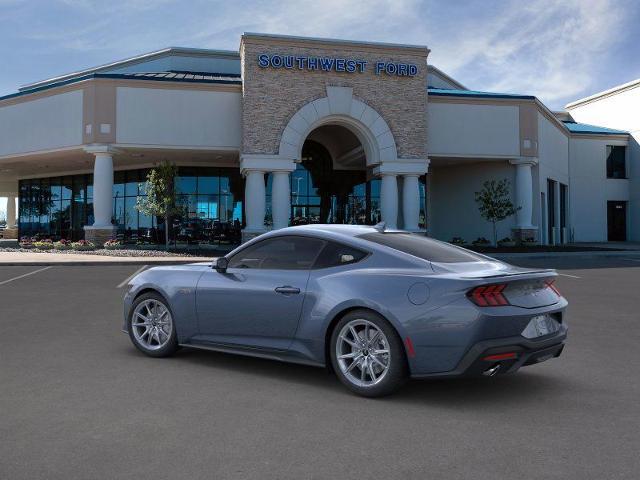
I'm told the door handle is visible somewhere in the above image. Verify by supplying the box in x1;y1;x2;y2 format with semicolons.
275;286;301;295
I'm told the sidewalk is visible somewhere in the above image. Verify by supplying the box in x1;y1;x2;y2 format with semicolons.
0;251;215;266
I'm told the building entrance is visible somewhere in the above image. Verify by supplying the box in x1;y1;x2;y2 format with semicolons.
288;126;381;226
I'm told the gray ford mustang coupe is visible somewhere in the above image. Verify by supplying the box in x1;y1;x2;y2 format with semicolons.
123;224;568;397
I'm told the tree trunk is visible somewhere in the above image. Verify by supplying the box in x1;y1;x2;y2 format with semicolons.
492;221;497;246
164;214;169;250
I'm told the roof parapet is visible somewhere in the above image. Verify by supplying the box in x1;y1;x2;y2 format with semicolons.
19;47;240;93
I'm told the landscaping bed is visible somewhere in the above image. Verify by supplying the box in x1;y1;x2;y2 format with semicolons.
466;245;622;254
0;247;197;257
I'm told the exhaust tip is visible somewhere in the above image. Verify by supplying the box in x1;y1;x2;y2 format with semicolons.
483;364;501;377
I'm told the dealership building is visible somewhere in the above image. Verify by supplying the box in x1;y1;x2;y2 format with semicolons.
0;33;637;246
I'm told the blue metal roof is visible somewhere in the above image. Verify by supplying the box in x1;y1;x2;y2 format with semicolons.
427;87;535;100
562;121;628;135
0;71;242;102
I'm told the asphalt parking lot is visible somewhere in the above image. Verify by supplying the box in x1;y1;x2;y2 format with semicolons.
1;256;639;479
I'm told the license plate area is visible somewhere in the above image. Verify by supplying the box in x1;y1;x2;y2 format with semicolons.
522;314;561;339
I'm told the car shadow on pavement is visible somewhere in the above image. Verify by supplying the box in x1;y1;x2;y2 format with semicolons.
123;345;572;403
156;347;343;391
394;371;569;407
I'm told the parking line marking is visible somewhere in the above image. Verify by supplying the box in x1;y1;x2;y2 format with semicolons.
117;265;148;289
558;273;581;278
0;266;52;286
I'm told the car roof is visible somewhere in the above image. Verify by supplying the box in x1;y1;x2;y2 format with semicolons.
282;224;377;236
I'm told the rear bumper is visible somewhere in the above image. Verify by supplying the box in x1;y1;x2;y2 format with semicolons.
411;325;567;379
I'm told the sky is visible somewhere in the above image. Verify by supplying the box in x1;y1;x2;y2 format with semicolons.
1;0;640;215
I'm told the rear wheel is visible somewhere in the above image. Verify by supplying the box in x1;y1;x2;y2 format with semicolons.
128;292;178;358
330;310;408;397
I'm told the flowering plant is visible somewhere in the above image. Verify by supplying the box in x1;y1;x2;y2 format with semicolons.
71;240;96;251
19;236;34;249
33;239;54;250
103;239;123;250
54;239;73;250
497;237;516;247
450;237;465;245
472;237;491;246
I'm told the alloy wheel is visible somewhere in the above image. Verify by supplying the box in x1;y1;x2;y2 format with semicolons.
336;319;391;387
131;299;173;351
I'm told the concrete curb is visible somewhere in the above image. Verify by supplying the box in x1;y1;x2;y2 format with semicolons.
492;250;640;260
0;260;215;266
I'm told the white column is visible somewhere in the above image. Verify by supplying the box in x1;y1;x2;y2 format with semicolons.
512;160;535;228
244;170;266;231
91;152;115;227
6;195;17;228
380;174;398;229
271;171;290;230
402;175;420;231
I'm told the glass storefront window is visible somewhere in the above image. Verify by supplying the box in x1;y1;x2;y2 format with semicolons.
18;167;244;245
282;163;381;226
175;174;197;195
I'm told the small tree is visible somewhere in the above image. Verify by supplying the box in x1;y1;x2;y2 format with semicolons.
136;161;181;249
474;179;519;246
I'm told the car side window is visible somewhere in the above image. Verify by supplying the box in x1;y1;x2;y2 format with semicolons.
313;241;368;269
227;236;326;270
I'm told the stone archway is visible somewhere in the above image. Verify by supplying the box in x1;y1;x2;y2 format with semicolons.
240;86;429;240
278;86;398;166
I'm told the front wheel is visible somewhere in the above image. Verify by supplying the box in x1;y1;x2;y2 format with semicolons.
128;292;179;357
330;310;408;397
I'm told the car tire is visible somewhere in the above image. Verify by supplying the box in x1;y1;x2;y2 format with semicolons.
330;309;408;397
128;292;179;358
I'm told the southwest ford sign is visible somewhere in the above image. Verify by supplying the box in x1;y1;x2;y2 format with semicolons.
257;54;418;77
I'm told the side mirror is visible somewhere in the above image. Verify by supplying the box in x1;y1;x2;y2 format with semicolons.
214;257;228;273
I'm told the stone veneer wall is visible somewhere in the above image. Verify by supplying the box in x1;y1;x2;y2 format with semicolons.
240;36;429;160
84;227;117;247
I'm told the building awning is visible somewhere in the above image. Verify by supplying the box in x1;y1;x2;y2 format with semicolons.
427;87;535;100
561;121;628;135
0;71;242;103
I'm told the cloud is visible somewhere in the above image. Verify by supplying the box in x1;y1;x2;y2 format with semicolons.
425;0;630;108
1;0;637;109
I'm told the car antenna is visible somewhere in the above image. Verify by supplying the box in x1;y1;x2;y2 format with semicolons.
373;221;386;233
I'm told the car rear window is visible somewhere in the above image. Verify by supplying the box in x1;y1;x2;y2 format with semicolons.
358;233;486;263
313;241;368;269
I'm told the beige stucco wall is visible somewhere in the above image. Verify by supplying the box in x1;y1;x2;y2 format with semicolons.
429;161;517;242
116;86;242;148
569;136;630;242
427;101;520;157
240;35;428;160
0;90;83;157
568;86;640;241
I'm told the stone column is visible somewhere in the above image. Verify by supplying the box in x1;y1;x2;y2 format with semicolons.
240;154;296;243
6;195;16;229
374;159;428;232
271;171;291;230
2;195;18;240
509;157;538;242
244;170;266;235
380;174;398;230
402;174;421;231
83;146;117;245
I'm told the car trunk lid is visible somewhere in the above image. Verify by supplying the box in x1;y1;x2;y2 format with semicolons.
432;260;561;308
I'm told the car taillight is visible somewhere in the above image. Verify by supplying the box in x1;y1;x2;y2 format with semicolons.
467;284;509;307
546;279;561;296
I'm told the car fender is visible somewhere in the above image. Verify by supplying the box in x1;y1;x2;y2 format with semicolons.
321;298;409;343
124;268;205;341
